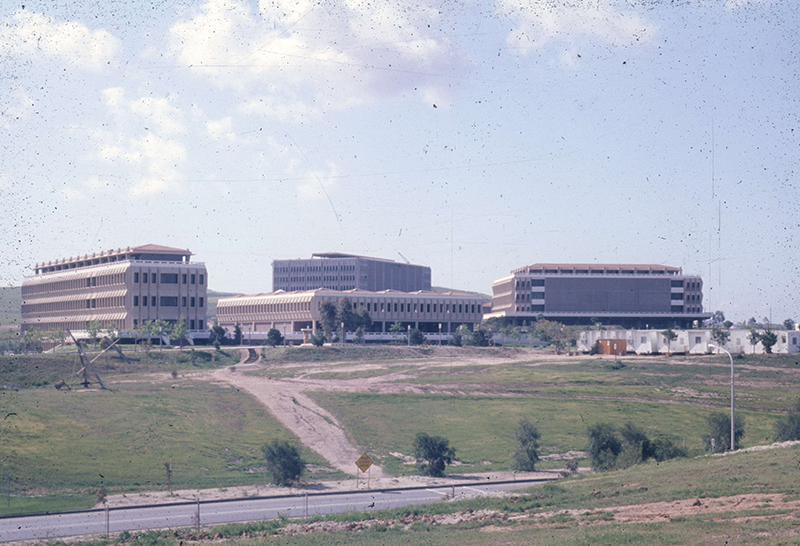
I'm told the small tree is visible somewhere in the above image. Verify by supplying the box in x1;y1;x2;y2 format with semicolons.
587;423;622;471
171;318;189;350
152;319;168;350
319;300;338;341
233;323;243;345
86;320;103;346
354;326;365;345
412;433;455;477
748;328;761;354
511;418;540;471
310;332;326;347
661;328;677;356
783;319;796;332
616;423;653;468
266;328;284;347
450;325;469;347
261;440;306;486
759;329;778;354
703;411;745;453
710;326;730;350
467;328;490;347
408;328;425;345
389;321;405;344
650;437;687;462
773;399;800;442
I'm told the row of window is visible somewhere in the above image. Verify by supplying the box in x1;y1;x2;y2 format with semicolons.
514;279;546;289
516;292;544;302
133;272;204;285
22;272;126;296
515;305;545;313
220;299;483;318
133;296;204;308
22;296;126;314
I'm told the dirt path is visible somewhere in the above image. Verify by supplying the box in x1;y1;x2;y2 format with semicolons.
213;364;390;478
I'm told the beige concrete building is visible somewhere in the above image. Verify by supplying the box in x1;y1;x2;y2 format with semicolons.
489;263;711;328
21;244;208;337
217;288;484;343
273;253;432;292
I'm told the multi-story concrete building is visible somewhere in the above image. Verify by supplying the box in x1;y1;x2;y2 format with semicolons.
21;244;208;338
217;288;483;344
272;253;431;292
487;263;711;328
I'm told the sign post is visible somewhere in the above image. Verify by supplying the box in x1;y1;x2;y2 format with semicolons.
355;453;373;489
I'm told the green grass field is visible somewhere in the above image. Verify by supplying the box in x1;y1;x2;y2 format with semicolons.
0;353;336;516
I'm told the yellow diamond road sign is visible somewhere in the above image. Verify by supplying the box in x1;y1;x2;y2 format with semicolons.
355;453;373;473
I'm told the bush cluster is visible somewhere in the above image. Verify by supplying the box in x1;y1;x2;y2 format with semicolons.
587;422;686;471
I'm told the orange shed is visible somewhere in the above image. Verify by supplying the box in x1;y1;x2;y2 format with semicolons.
599;339;627;355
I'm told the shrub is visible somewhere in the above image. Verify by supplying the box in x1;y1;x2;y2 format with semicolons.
266;328;284;347
310;332;326;347
587;423;622;471
616;423;653;468
409;328;426;345
703;412;745;453
261;440;306;486
589;341;600;355
412;433;455;477
773;399;800;441
650;437;687;462
511;418;541;471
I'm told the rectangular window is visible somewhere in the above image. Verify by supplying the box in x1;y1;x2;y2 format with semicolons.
394;303;398;312
151;296;156;307
182;274;187;284
191;297;196;307
143;273;148;283
531;279;545;286
143;297;148;307
86;299;91;309
400;303;404;312
134;272;139;283
695;336;701;344
182;297;187;307
133;319;138;328
191;274;196;284
160;297;178;307
459;304;463;313
671;280;683;288
199;320;204;330
134;296;139;306
427;304;431;313
199;297;204;308
199;274;204;285
190;319;196;330
160;274;178;284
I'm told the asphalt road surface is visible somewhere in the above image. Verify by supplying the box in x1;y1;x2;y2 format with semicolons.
0;478;555;542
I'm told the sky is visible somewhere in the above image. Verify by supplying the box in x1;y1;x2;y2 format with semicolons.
1;0;797;323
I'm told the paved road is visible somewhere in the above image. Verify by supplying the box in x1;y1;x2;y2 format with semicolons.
0;478;555;542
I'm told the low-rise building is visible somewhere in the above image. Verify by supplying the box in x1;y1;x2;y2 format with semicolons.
21;244;208;339
577;329;800;355
217;288;483;344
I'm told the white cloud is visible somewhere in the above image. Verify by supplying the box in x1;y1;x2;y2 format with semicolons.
0;10;120;69
92;87;188;196
168;0;458;117
205;116;237;141
497;0;657;53
0;87;35;129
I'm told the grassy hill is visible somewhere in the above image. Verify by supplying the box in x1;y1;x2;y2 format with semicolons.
0;286;21;326
206;289;241;322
